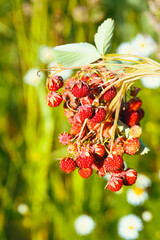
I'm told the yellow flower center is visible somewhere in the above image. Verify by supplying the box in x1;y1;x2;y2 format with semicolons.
129;226;134;230
140;43;146;48
133;186;144;195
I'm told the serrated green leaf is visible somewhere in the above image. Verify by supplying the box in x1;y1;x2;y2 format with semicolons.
94;18;114;55
53;43;101;67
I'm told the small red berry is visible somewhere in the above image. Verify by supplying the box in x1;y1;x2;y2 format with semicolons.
87;119;100;131
92;144;106;158
104;155;124;172
79;168;93;178
90;108;106;123
137;108;145;121
58;132;72;145
102;122;113;138
64;109;74;118
72;82;90;98
77;104;94;123
105;177;123;192
46;75;63;91
128;97;142;111
130;125;142;138
124;138;140;155
97;162;106;177
123;109;139;126
112;145;124;156
123;168;137;185
102;87;117;101
70;123;87;137
76;153;94;168
81;94;95;105
60;157;76;173
46;91;62;107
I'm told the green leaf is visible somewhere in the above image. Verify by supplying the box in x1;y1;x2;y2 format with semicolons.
53;43;101;67
94;18;114;55
138;139;150;155
106;60;124;72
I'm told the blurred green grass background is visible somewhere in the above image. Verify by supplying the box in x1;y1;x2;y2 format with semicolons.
0;0;160;239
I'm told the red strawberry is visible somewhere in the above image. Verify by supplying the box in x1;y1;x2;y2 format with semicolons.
76;153;94;168
79;168;93;178
105;177;123;192
130;125;142;138
70;123;87;138
89;74;103;87
128;97;142;111
46;91;62;107
102;87;117;101
97;161;106;177
104;155;124;172
90;108;106;123
87;119;100;131
72;82;90;98
64;109;74;118
81;94;95;105
81;75;90;82
123;109;139;126
46;75;64;91
102;122;113;138
114;136;126;146
124;138;140;155
76;105;94;123
68;117;75;124
60;157;76;173
123;168;137;185
112;145;124;156
137;108;145;121
58;132;72;145
92;144;106;158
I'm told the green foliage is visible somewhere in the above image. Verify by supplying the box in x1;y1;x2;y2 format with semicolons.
53;43;101;67
94;18;114;55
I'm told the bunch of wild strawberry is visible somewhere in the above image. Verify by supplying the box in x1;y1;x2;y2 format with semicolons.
46;68;144;192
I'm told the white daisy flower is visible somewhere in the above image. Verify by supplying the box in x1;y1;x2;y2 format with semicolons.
39;45;54;64
116;42;138;61
141;76;160;89
17;203;29;215
48;61;73;80
23;68;45;86
141;211;153;222
131;34;157;57
127;186;148;206
136;174;152;189
74;214;95;235
118;214;143;240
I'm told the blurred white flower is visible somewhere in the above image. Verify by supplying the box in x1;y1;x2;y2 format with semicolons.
116;42;138;61
131;34;157;57
118;214;143;240
136;174;152;189
127;186;148;206
141;76;160;89
74;214;95;235
117;42;134;55
39;45;54;64
17;203;29;215
48;61;73;80
24;68;45;86
141;211;153;222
